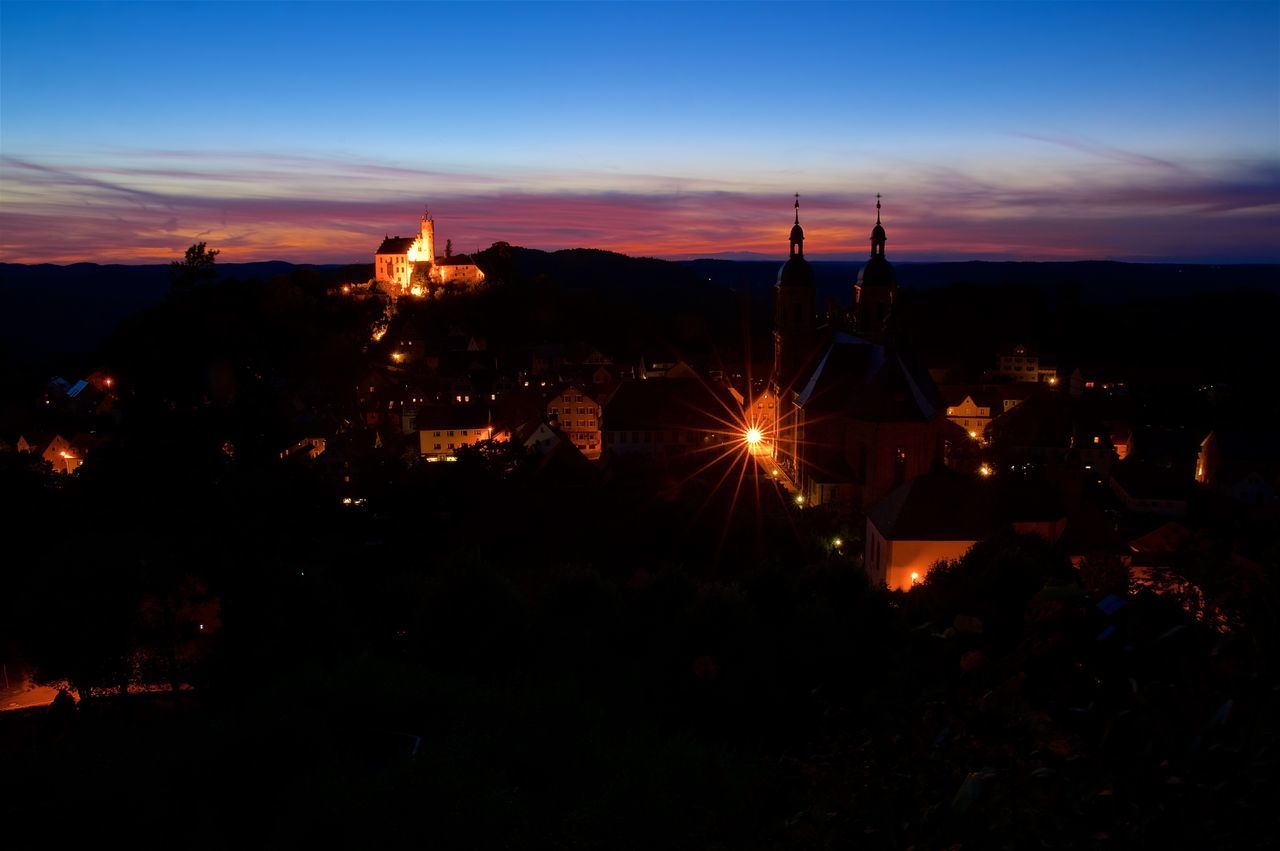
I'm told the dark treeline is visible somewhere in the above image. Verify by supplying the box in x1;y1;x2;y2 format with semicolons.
1;257;1278;848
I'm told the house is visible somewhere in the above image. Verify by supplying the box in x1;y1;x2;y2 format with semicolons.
865;467;1000;590
987;393;1116;475
943;390;993;441
601;378;739;458
1196;429;1280;506
416;406;504;460
995;344;1057;384
864;466;1067;590
547;385;604;460
39;434;83;474
1109;460;1191;517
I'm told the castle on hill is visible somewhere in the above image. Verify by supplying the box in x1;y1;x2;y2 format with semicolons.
374;208;485;297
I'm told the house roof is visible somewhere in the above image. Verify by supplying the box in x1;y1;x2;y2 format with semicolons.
415;405;493;430
867;466;998;541
603;378;738;432
796;334;941;422
1110;460;1191;502
376;236;416;255
868;466;1065;541
1206;428;1280;477
988;393;1106;450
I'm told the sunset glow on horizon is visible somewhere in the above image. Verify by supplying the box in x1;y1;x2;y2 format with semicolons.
2;1;1277;265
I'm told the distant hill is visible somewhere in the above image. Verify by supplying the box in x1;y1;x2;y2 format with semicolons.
0;262;365;363
3;253;1276;369
683;259;1280;307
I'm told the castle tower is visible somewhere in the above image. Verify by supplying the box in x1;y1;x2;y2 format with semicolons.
854;194;897;341
773;194;817;390
418;208;436;263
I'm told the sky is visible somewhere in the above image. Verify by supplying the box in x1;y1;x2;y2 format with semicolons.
1;0;1277;264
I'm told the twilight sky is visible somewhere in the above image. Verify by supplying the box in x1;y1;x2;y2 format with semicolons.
1;0;1277;264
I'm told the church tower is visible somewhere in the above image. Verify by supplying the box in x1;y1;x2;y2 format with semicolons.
854;194;897;341
773;194;817;390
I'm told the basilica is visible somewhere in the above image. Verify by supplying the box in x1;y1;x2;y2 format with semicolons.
764;196;946;512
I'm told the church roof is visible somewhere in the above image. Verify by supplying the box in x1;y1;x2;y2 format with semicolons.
777;255;816;288
795;333;941;422
376;236;416;255
857;254;897;287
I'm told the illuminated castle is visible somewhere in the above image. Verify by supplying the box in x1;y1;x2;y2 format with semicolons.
374;208;485;297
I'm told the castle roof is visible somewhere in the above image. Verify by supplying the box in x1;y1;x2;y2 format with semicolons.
435;254;478;267
376;236;416;255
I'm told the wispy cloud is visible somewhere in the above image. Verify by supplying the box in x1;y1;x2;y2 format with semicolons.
1010;132;1189;172
1;148;1277;263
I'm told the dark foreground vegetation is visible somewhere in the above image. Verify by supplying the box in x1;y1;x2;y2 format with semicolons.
1;253;1278;849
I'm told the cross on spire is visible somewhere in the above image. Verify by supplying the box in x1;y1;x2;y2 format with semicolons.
794;193;800;224
876;193;882;224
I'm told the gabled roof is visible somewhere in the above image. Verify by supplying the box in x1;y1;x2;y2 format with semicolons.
435;254;478;267
1110;460;1190;502
603;378;738;432
867;467;998;541
868;466;1064;541
376;236;416;255
416;405;493;430
796;334;941;422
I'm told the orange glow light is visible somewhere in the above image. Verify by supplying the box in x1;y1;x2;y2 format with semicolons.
745;427;763;445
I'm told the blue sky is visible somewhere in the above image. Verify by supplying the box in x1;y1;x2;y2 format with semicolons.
2;1;1277;262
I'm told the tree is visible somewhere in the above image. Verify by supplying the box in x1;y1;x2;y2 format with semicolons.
169;242;220;290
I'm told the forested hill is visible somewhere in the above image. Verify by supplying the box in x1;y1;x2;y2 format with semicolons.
3;252;1277;366
0;262;365;361
685;259;1280;307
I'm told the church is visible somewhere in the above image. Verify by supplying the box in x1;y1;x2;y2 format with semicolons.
374;208;485;297
765;196;947;512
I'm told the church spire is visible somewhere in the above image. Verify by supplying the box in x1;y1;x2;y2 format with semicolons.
870;194;886;258
789;194;804;257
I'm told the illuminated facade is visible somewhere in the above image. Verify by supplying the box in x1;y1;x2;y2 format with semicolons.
997;345;1057;383
375;209;485;297
417;405;503;459
547;385;604;460
945;393;992;440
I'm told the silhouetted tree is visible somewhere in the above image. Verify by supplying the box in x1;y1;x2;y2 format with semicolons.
169;241;220;291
